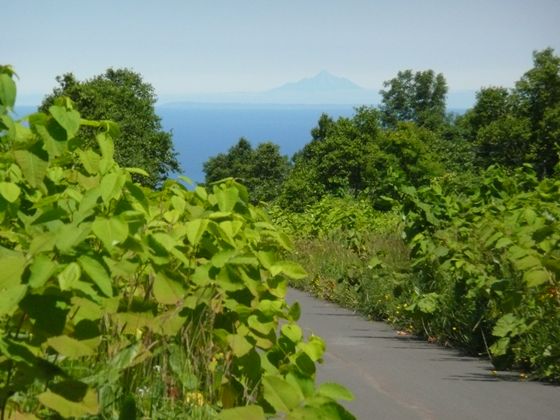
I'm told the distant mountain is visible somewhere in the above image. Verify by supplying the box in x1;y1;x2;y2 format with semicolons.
158;71;477;108
160;71;379;106
268;70;365;93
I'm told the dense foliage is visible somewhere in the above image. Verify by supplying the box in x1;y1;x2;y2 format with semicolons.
40;68;180;188
380;69;448;130
203;138;290;203
460;48;560;177
400;166;560;377
0;67;354;418
273;166;560;381
255;49;560;381
277;108;451;211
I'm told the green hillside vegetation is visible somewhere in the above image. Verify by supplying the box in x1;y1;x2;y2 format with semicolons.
0;67;355;419
205;48;560;381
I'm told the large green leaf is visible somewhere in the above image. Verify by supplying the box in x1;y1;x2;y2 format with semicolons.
0;73;16;109
257;251;276;270
263;375;304;413
492;313;525;338
289;302;301;322
49;105;81;138
38;388;98;418
218;406;265;420
316;383;354;401
270;262;307;280
211;249;237;268
96;132;115;160
0;284;28;317
92;216;128;250
0;337;39;367
100;172;126;205
58;262;81;291
489;337;511;356
227;333;253;358
0;181;21;203
28;255;57;289
513;255;541;271
78;149;101;175
524;269;550;287
113;312;154;335
0;254;26;289
285;372;314;399
71;297;105;323
47;335;95;358
29;232;57;255
288;402;356;420
78;255;113;297
55;223;91;254
14;148;48;188
281;324;303;343
416;293;439;314
298;336;325;362
215;186;239;212
150;232;188;266
152;273;186;305
247;315;275;336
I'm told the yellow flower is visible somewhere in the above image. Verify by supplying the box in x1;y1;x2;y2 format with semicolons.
185;391;205;406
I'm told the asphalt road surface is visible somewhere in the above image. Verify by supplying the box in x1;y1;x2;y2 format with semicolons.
286;288;560;420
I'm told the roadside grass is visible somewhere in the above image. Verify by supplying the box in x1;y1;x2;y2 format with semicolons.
289;228;414;330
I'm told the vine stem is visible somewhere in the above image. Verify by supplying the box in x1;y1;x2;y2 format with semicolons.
480;328;493;363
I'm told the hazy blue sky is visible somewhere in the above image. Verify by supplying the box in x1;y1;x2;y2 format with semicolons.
3;0;560;103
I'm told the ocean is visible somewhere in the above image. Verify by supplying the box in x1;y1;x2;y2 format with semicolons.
14;103;357;184
158;103;357;183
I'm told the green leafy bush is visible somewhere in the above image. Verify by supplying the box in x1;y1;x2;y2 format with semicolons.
401;166;560;379
273;164;560;381
0;67;354;419
269;195;409;315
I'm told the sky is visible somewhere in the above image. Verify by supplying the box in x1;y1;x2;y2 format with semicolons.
3;0;560;104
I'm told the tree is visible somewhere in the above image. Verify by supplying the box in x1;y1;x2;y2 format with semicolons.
516;48;560;126
515;48;560;176
475;116;532;168
290;107;380;196
40;68;180;187
377;123;444;188
380;69;448;129
251;142;291;202
460;87;512;138
203;138;290;203
461;48;560;176
278;107;446;211
204;137;253;184
310;113;335;143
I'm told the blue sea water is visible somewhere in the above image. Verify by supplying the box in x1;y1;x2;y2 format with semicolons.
13;104;359;184
158;103;357;183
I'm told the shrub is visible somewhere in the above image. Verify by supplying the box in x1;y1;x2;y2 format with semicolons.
0;66;354;419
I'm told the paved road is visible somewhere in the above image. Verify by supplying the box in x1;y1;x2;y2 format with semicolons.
286;288;560;420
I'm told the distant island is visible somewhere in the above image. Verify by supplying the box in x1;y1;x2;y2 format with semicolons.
160;71;378;106
159;70;475;109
